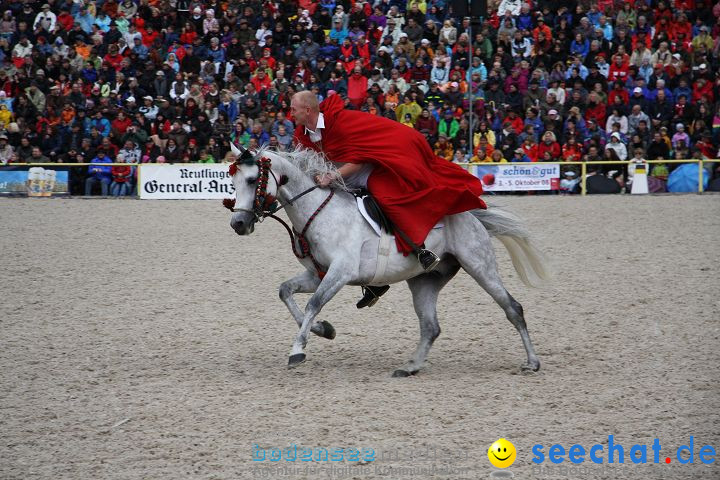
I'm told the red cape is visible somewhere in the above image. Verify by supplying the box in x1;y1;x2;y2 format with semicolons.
294;94;486;254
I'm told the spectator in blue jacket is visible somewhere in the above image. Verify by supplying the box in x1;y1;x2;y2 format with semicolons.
318;37;340;61
74;8;95;33
329;20;348;43
85;151;113;196
511;148;531;162
570;33;590;59
218;93;238;124
90;111;111;137
207;37;226;63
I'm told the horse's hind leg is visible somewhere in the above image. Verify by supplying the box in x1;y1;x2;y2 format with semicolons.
393;261;460;377
455;238;540;372
279;270;335;340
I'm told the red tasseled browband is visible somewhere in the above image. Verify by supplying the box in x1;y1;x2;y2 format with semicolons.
224;157;282;212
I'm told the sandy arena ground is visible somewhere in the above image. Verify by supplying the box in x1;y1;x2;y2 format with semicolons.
1;195;719;480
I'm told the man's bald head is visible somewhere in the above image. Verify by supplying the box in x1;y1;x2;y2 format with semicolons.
290;91;320;129
292;90;319;111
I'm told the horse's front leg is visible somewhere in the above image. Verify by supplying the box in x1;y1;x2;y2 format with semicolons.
288;263;352;367
279;270;335;340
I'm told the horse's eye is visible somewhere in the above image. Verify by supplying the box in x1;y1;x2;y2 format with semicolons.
247;177;257;185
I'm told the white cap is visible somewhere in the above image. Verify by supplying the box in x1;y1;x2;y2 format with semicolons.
672;53;681;59
126;96;136;102
193;6;201;13
564;171;576;177
699;63;707;69
421;38;430;44
548;109;558;115
399;32;408;38
450;81;459;88
676;123;684;129
633;87;642;93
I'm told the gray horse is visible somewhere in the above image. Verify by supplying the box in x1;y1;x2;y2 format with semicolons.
229;147;550;376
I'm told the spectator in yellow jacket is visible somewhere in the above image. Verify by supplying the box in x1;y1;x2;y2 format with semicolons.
400;113;414;128
434;134;453;161
471;147;493;163
395;95;422;125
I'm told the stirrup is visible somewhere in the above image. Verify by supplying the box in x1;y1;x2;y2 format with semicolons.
418;249;441;272
357;285;390;309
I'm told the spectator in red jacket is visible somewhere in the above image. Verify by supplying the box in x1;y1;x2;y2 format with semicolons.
110;157;132;196
562;136;584;162
585;92;607;126
538;131;561;161
504;110;524;136
608;54;630;84
103;44;124;71
521;137;539;162
415;108;438;140
671;13;693;42
57;8;74;31
141;25;159;47
250;70;272;95
347;66;368;108
532;17;552;44
607;81;629;106
692;77;714;104
111;111;132;135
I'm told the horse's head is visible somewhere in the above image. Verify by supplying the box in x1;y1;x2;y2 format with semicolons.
227;148;279;235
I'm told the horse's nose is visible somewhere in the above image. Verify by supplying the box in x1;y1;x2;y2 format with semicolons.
230;217;244;234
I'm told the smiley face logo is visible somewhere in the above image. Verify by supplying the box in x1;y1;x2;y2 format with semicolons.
488;438;516;468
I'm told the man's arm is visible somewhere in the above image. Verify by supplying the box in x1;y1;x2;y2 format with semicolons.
337;163;363;177
315;163;364;187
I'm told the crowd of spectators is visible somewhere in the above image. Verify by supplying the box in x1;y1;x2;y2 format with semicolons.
0;0;719;194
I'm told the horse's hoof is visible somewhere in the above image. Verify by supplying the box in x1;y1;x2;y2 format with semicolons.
319;321;336;340
392;369;413;377
288;353;306;368
521;360;540;373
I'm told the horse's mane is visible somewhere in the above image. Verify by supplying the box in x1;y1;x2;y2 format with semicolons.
257;146;350;191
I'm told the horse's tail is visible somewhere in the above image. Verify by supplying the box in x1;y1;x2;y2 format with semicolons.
470;207;551;287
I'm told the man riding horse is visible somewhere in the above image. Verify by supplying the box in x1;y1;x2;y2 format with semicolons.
291;91;486;308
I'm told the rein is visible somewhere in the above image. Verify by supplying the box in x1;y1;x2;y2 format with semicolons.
223;154;333;279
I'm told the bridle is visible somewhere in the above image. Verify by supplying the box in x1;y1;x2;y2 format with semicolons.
223;147;334;278
222;148;318;222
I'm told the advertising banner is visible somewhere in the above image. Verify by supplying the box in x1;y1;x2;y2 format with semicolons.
0;166;69;195
473;163;560;191
139;164;234;199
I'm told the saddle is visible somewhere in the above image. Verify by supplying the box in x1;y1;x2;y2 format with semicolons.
355;189;394;234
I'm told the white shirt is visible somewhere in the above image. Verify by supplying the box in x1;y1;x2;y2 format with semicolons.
305;112;325;143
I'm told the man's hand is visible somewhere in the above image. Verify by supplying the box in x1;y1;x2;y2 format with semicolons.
314;173;335;187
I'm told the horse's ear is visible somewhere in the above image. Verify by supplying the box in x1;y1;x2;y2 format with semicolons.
230;142;242;156
231;141;255;165
240;148;255;165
